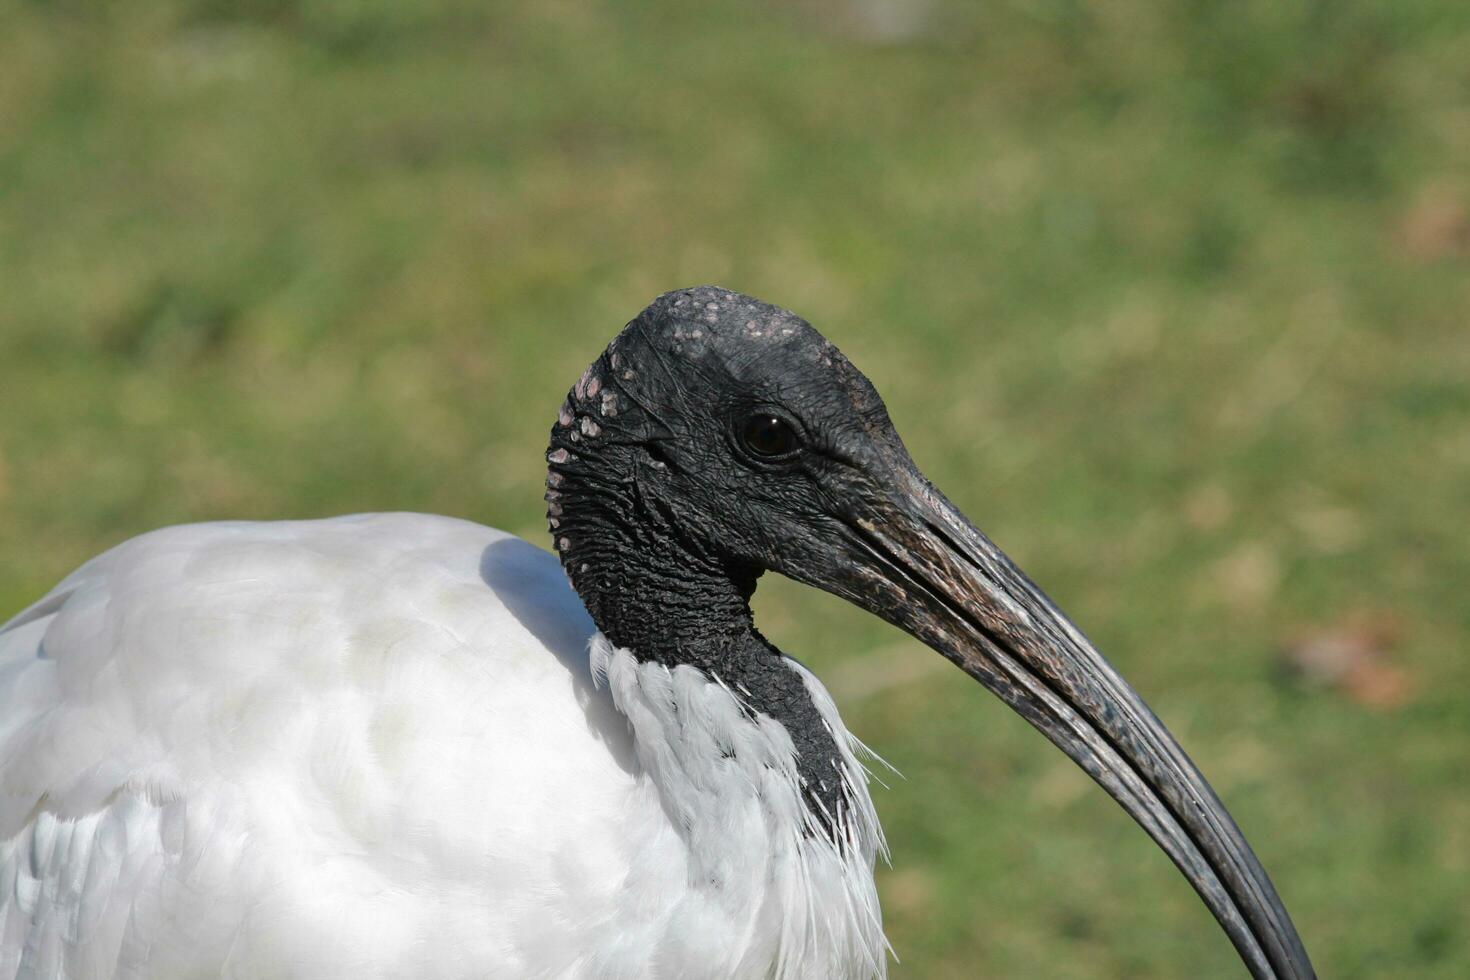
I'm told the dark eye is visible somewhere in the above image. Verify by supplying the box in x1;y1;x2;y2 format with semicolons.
740;413;801;458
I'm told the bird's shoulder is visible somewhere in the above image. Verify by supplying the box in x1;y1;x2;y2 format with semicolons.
0;513;638;978
0;512;603;814
2;511;579;671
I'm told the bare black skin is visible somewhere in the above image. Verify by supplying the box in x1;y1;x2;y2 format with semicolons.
546;286;1315;980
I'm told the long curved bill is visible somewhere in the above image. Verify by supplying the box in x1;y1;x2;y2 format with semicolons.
829;466;1315;980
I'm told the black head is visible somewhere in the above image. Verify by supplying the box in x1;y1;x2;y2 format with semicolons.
547;286;919;632
545;286;1315;980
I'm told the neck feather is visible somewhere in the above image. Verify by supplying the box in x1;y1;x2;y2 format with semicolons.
591;634;889;979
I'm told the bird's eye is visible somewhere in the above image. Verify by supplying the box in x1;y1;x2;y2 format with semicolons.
740;413;801;459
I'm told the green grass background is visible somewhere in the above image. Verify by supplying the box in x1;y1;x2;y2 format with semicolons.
2;1;1467;976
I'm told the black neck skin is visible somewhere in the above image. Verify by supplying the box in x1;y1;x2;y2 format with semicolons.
552;465;849;836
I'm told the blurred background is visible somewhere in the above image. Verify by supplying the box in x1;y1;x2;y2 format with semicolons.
1;1;1467;976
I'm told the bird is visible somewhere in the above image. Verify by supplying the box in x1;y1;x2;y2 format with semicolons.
0;286;1314;980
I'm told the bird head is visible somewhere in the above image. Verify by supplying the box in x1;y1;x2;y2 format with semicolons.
546;286;1314;980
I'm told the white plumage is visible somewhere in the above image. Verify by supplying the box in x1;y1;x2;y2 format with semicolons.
0;513;885;980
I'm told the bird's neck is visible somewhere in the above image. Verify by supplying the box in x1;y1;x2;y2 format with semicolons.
589;632;889;978
564;521;757;659
550;460;857;833
550;459;889;975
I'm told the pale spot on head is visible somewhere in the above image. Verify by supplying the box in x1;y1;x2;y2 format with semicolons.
558;405;574;427
559;536;571;551
588;375;601;398
600;390;619;416
548;448;572;464
580;417;601;438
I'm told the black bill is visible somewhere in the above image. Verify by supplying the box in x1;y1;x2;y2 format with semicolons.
824;465;1315;980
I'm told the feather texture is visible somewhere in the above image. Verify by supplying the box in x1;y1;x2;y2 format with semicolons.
0;514;887;979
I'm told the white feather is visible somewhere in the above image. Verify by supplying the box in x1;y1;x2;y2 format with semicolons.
0;514;888;979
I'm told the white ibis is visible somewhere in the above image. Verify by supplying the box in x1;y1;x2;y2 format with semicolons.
0;287;1313;979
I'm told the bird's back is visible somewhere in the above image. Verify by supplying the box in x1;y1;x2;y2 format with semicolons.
0;513;650;979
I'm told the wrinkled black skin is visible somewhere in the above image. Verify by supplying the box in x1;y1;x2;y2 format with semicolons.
547;286;911;832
